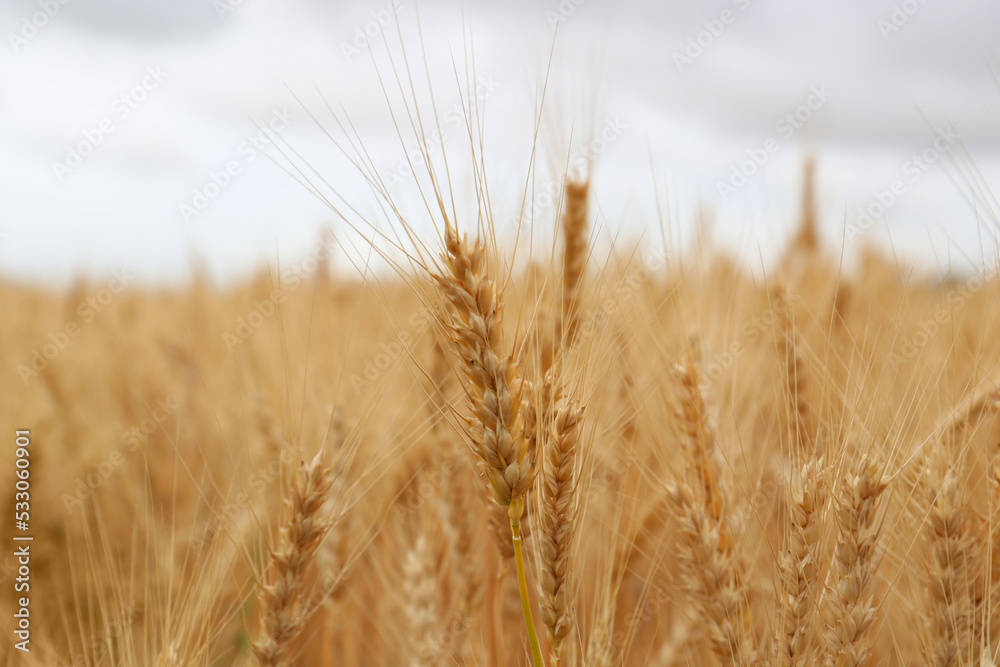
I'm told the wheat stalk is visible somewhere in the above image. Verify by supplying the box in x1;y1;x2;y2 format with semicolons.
561;178;589;346
922;470;982;667
775;286;815;454
539;392;584;666
252;452;337;667
775;459;828;666
439;444;485;661
433;226;536;513
432;223;543;666
584;594;617;667
668;355;755;665
988;457;1000;658
667;482;753;666
403;534;439;667
822;456;888;667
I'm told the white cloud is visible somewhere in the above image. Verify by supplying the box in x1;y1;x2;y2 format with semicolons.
0;0;998;283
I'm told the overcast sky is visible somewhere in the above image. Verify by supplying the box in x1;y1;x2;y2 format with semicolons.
1;0;998;285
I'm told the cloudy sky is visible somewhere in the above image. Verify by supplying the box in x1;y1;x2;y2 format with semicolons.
1;0;998;285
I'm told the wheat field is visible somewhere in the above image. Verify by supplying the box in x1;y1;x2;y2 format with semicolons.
4;33;1000;667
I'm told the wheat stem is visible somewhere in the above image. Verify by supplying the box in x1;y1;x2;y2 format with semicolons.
510;513;545;667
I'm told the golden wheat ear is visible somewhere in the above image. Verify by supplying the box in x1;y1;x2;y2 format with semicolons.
430;227;545;665
560;177;590;347
822;455;889;667
402;533;441;667
539;389;585;667
252;452;337;667
432;231;536;512
774;284;816;456
667;354;757;666
774;458;828;666
922;470;984;667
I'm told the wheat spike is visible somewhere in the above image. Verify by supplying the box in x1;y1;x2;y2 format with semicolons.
774;285;814;454
253;452;337;667
540;393;584;666
433;224;544;665
668;355;755;665
823;456;888;667
561;178;589;346
433;226;536;516
403;535;439;667
923;471;983;667
776;459;828;666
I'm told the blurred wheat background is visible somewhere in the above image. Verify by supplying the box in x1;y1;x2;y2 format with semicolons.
3;1;1000;666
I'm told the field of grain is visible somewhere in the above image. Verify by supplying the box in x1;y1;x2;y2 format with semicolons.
3;42;1000;667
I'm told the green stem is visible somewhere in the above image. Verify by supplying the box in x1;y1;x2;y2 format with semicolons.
510;517;544;667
